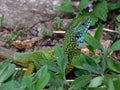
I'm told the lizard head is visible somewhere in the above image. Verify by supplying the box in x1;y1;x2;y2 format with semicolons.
64;15;92;51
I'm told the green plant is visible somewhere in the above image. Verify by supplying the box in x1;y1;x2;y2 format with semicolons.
116;14;120;34
0;15;7;31
0;59;16;83
1;1;120;89
55;0;75;13
56;0;120;26
5;29;24;43
38;26;53;39
0;61;50;90
1;32;120;89
71;25;120;89
55;17;62;30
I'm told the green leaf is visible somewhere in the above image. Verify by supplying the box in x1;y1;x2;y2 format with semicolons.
11;30;24;41
72;54;104;75
110;40;120;51
48;86;56;90
58;87;64;90
35;66;50;90
94;24;103;41
38;27;46;38
37;73;50;90
100;58;106;75
88;87;105;90
40;60;61;72
0;60;16;83
49;72;67;88
0;64;16;82
108;1;120;10
116;15;120;22
118;25;120;34
113;76;120;90
107;57;120;73
74;69;90;76
84;34;103;51
47;30;53;36
104;75;120;90
55;0;74;13
91;15;98;26
69;75;92;90
17;30;24;35
0;15;4;26
0;80;25;90
94;0;108;21
0;60;11;75
89;76;104;87
78;0;90;10
12;68;23;80
22;75;34;90
108;79;115;90
54;44;68;73
56;17;62;29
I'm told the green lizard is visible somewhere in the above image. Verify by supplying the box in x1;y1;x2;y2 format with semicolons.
0;15;92;75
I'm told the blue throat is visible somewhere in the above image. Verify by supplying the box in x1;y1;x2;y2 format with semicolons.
75;18;92;48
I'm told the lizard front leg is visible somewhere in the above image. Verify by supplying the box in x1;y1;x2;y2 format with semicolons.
13;61;35;75
24;62;35;75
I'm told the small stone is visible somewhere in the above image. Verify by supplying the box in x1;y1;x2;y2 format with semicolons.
59;38;63;44
26;35;32;39
51;39;58;45
46;46;51;50
30;29;38;36
31;37;40;43
0;0;63;28
42;46;48;50
42;38;52;46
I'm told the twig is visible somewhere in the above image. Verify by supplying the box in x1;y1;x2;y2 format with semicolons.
53;31;65;34
92;28;119;33
53;28;119;34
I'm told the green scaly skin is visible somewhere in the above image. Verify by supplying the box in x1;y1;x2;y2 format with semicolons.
0;15;91;75
63;15;91;73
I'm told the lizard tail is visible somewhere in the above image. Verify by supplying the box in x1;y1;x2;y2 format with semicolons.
0;47;35;75
0;47;15;59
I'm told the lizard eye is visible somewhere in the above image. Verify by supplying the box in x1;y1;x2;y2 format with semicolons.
82;22;85;26
76;34;79;39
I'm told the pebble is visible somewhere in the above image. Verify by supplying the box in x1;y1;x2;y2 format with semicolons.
30;29;38;36
51;39;58;46
59;38;63;44
42;46;48;50
42;38;52;46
